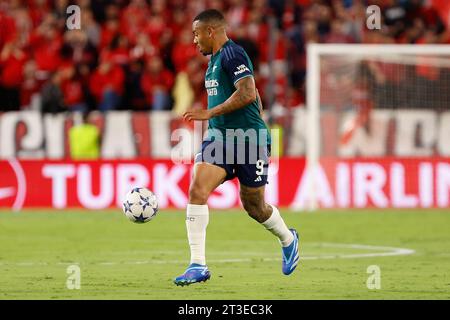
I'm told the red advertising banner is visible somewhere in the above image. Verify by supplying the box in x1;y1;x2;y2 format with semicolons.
0;158;449;210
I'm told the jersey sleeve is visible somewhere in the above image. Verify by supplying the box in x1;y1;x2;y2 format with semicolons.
221;47;253;87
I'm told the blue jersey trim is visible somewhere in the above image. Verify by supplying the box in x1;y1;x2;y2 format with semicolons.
233;74;253;86
224;46;236;59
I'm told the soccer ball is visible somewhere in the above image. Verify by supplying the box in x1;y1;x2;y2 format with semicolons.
122;187;158;223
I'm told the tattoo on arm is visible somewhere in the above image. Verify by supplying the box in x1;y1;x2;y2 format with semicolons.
209;77;257;118
256;89;263;114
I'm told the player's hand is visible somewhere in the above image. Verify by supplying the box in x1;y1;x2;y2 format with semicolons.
183;108;212;121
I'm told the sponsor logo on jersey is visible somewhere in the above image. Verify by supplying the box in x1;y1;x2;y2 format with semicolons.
205;79;219;88
205;79;219;96
234;64;250;76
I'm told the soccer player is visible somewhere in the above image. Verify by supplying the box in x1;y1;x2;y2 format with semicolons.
174;9;300;286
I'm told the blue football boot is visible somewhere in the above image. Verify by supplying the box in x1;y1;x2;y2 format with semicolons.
173;263;211;286
282;228;300;275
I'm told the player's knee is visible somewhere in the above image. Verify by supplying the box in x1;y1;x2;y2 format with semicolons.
189;185;210;205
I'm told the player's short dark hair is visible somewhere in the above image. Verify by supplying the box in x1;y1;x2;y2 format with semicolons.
193;9;225;24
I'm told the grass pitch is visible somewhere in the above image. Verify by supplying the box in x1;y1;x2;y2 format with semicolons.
0;208;449;300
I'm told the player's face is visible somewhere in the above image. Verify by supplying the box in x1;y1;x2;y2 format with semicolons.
192;20;212;56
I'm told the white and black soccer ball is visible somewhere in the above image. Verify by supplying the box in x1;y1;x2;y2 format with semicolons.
122;187;158;223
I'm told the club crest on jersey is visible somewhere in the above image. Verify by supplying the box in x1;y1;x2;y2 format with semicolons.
234;64;250;76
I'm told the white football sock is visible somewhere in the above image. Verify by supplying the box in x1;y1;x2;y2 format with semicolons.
262;204;294;247
186;204;209;265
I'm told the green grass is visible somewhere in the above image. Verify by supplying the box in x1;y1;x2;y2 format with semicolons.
0;209;449;299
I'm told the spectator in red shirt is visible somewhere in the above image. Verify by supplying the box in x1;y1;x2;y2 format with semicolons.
28;0;51;27
171;28;198;72
103;34;130;66
99;18;121;50
169;7;188;39
146;0;168;47
0;39;27;110
227;0;249;29
89;56;124;111
145;15;167;48
0;9;17;51
61;29;98;70
120;0;150;46
40;63;88;113
323;19;355;43
29;14;63;76
53;0;70;28
246;8;269;45
20;60;40;109
0;40;28;89
141;55;174;110
130;33;157;62
60;64;88;112
9;7;33;49
207;0;226;13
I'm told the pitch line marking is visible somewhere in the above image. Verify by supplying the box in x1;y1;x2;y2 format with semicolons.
0;243;415;266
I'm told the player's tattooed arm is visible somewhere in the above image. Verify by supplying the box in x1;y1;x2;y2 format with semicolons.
208;76;257;118
256;88;263;114
183;77;257;121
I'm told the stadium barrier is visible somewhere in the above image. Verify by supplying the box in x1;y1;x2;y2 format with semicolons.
0;110;449;159
0;158;449;210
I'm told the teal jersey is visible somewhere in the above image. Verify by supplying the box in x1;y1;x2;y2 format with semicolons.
205;40;271;146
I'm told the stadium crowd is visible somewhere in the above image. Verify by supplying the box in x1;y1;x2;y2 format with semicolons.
0;0;449;114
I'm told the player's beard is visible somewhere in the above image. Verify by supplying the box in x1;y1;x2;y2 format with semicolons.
199;48;211;56
198;44;212;56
